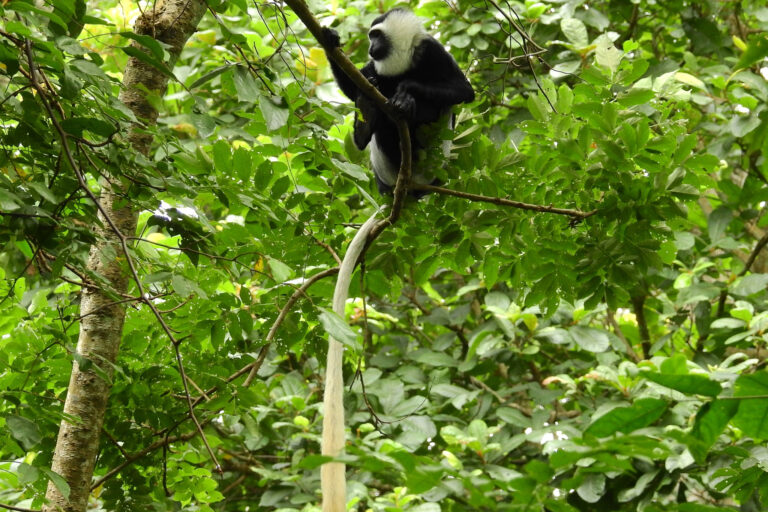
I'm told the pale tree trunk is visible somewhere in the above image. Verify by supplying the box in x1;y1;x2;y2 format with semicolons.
43;2;207;511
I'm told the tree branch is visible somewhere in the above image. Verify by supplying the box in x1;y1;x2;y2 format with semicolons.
412;183;596;220
242;266;340;386
90;420;212;490
717;229;768;317
631;294;651;359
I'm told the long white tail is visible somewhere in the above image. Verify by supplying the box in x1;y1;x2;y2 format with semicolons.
321;210;380;512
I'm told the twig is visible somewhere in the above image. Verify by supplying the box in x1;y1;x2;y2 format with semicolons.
741;231;768;276
242;267;340;386
470;375;505;402
279;0;413;229
0;503;37;512
606;309;640;362
717;230;768;317
617;4;640;46
90;420;212;490
315;238;342;266
411;183;596;220
102;428;130;459
0;246;41;307
631;294;651;359
484;0;544;52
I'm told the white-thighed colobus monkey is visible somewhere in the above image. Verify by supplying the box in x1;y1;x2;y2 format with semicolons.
319;8;473;511
324;8;474;195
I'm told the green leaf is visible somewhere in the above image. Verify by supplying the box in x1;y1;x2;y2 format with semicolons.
595;37;622;73
525;459;553;484
561;18;588;48
5;20;32;37
56;38;86;58
736;34;768;68
708;207;732;242
731;274;768;296
8;2;68;31
121;45;172;77
617;88;655;107
468;419;488;440
733;371;768;439
233;65;260;102
297;454;333;469
60;117;115;138
449;33;471;48
120;31;166;61
41;468;71;500
674;72;706;90
27;182;59;204
497;407;531;428
170;275;195;298
483;249;501;288
678;504;731;512
577;473;605;503
317;307;360;352
659;353;687;374
332;158;369;181
267;258;293;282
568;326;610;352
484;291;510;312
212;140;232;174
729;114;761;137
527;94;549;121
586;398;667;437
617;470;658;502
674;232;695;250
189;63;235;90
259;95;289;132
557;84;574;114
17;463;39;485
6;416;42;449
405;467;443;493
409;349;457;367
686;399;739;463
643;372;722;397
676;283;720;306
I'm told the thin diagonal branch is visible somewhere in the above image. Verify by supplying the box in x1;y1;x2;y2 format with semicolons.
412;183;596;220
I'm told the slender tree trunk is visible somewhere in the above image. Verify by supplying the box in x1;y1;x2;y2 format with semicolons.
631;294;651;360
43;2;207;511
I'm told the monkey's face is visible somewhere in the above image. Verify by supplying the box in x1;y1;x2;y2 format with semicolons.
368;9;426;76
368;28;390;61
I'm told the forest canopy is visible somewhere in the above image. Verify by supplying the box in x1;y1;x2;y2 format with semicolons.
1;0;768;511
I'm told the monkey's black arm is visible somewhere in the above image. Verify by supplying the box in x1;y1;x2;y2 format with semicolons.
322;28;362;101
402;38;474;105
405;76;474;105
322;31;381;149
352;63;381;149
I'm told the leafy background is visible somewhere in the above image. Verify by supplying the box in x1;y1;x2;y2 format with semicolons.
2;0;768;510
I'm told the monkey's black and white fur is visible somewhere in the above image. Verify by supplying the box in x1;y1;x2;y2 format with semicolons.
319;12;473;511
324;9;474;195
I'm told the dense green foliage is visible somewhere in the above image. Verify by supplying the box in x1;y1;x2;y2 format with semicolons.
2;0;768;510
